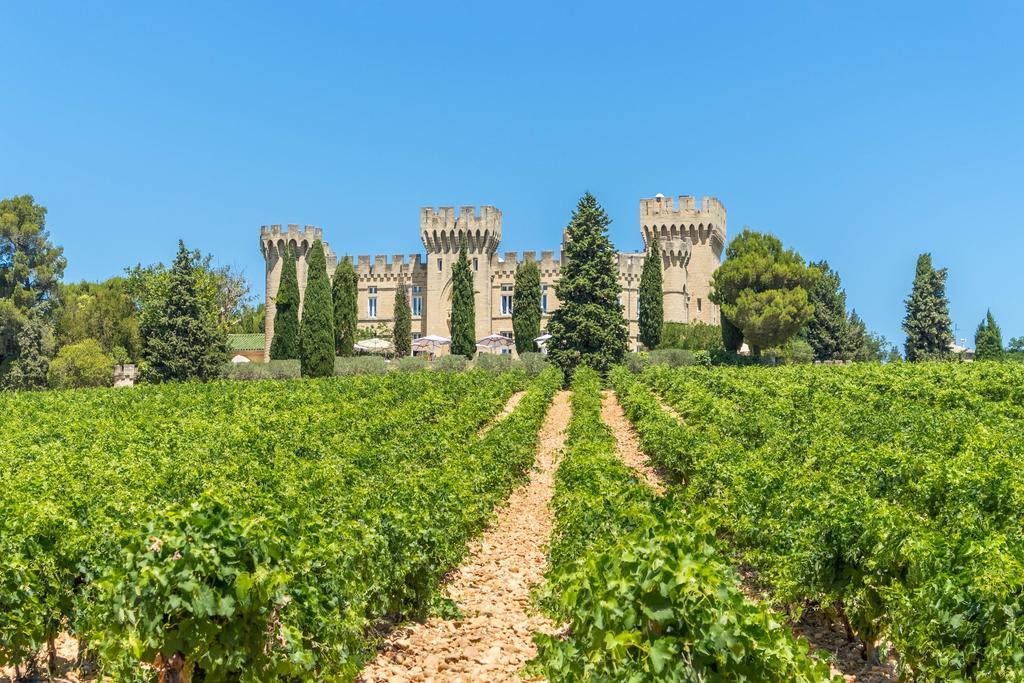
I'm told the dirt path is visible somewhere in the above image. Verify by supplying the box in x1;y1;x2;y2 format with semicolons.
478;391;526;437
359;391;571;683
600;391;667;493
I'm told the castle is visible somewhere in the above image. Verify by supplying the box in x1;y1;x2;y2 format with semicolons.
259;195;726;359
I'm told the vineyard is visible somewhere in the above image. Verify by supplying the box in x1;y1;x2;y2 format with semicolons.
2;362;1023;681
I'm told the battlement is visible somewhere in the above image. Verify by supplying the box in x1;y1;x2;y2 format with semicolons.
420;205;503;254
260;223;325;242
350;253;426;280
490;249;561;275
260;223;336;265
639;195;725;222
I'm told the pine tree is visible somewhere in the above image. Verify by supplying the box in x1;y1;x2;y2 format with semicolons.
450;239;476;358
393;280;412;358
846;309;869;361
299;240;335;377
805;261;851;361
974;309;1004;360
638;237;664;350
512;261;541;355
3;308;55;390
332;257;358;356
548;193;627;381
903;253;953;361
269;245;300;360
140;241;227;382
721;310;744;352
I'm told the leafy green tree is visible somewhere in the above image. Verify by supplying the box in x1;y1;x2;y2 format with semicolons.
449;240;476;358
299;240;334;377
0;195;66;372
709;229;819;358
902;253;953;361
269;245;300;360
512;261;541;355
56;278;141;359
139;241;227;383
332;257;358;356
393;280;412;358
229;303;265;334
721;311;743;353
3;308;55;389
974;309;1004;361
658;321;723;352
638;238;663;350
548;193;627;379
845;309;869;361
805;261;854;361
47;338;113;389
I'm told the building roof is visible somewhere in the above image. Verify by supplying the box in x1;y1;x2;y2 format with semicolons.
228;333;266;351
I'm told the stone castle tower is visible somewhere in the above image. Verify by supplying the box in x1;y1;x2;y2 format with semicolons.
260;195;725;359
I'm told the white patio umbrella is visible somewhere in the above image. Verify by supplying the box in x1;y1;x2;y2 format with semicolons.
475;334;515;353
411;334;451;357
534;333;553;355
354;337;393;354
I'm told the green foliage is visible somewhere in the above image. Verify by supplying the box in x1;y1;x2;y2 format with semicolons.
515;351;549;378
474;352;513;372
55;278;141;360
512;261;542;355
658;321;723;352
221;360;301;381
450;240;476;358
230;302;265;334
47;339;113;389
903;253;953;361
622;362;1024;680
805;261;862;361
270;245;300;360
0;369;558;678
648;348;710;368
433;354;469;373
548;193;627;381
393;281;412;358
721;310;744;352
298;240;334;378
638;238;663;350
710;229;819;356
138;241;228;383
532;367;831;682
332;257;358;357
396;355;427;373
3;309;55;390
975;309;1004;361
763;337;815;365
333;356;387;376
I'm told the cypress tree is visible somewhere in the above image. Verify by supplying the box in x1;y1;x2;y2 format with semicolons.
140;241;227;382
393;280;412;358
638;237;663;350
902;253;952;361
270;244;300;360
450;239;476;358
548;193;627;381
805;261;851;361
974;309;1003;360
299;240;335;377
332;257;358;356
512;260;541;355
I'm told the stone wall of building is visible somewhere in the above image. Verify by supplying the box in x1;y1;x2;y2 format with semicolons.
260;195;725;359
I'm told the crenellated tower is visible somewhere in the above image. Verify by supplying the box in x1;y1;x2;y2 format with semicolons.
260;224;337;359
639;195;726;324
419;206;502;337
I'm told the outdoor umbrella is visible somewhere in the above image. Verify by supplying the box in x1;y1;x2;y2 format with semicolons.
411;334;451;358
354;337;393;354
534;333;553;355
475;334;515;353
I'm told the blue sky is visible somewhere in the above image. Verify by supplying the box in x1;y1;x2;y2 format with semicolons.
2;1;1022;347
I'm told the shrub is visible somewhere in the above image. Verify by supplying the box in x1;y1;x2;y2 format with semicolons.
474;353;513;372
658;321;724;352
623;352;651;374
221;360;301;381
433;354;469;373
648;348;701;368
515;352;549;378
395;356;428;373
47;339;113;389
333;356;387;376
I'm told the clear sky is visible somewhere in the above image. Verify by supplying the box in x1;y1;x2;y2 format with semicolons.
2;1;1022;347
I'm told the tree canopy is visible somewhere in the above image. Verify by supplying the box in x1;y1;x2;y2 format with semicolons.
974;309;1003;361
332;257;358;357
55;278;141;360
449;240;476;358
547;193;627;379
298;240;335;377
902;253;952;361
512;261;541;355
269;245;300;360
638;238;663;350
48;338;113;389
709;229;819;356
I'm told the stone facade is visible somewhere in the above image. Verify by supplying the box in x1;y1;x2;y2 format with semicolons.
259;195;725;360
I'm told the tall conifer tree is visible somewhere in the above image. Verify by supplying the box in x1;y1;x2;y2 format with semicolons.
270;245;300;360
393;280;412;358
638;238;663;350
450;239;476;358
512;261;541;355
902;253;952;361
805;261;851;361
974;309;1003;360
332;257;358;356
299;240;335;377
548;193;627;380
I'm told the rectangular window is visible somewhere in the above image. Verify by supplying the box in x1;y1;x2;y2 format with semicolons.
473;257;478;271
541;284;548;313
437;258;443;272
697;298;702;312
368;297;377;318
412;285;423;317
500;283;513;315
